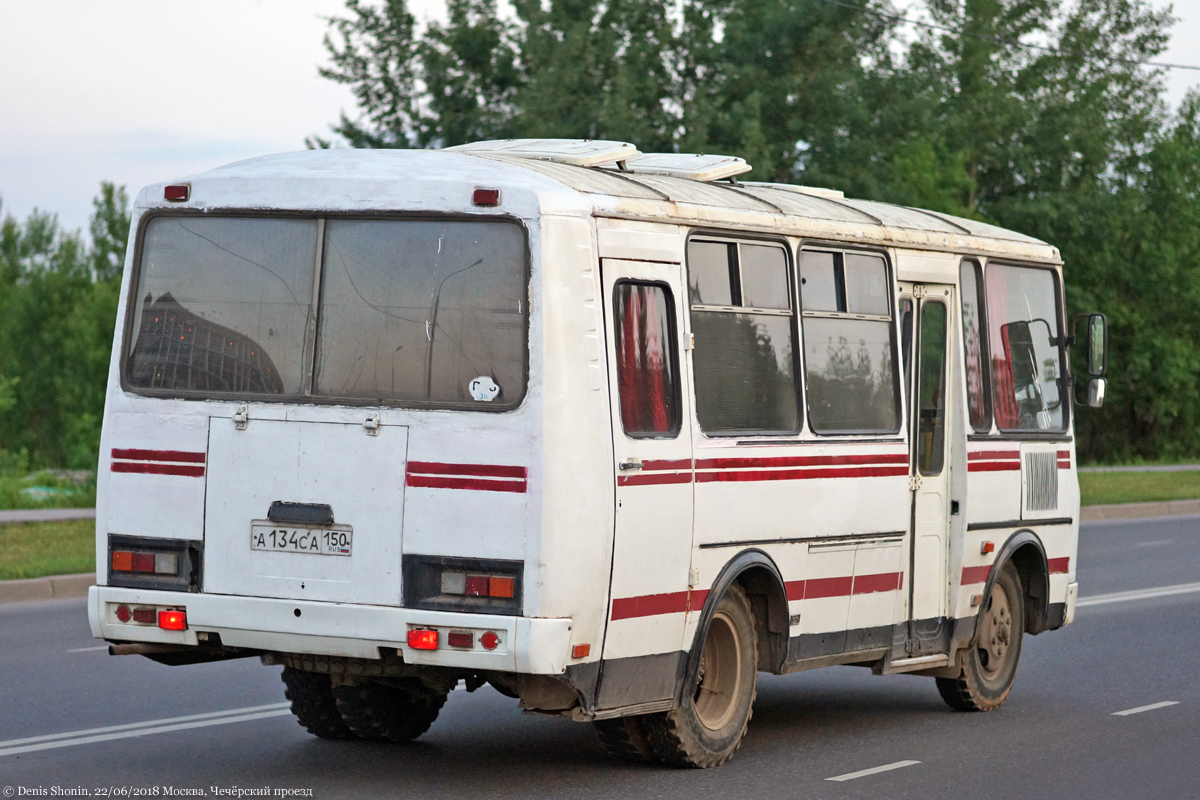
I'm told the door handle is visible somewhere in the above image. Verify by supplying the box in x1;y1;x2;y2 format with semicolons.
618;459;643;471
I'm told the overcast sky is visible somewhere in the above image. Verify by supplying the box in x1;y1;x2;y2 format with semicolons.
2;0;1199;236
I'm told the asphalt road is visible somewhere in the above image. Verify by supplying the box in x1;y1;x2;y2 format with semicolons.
2;515;1198;799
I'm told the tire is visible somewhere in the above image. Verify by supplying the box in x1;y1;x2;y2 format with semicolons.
593;716;656;762
642;584;758;768
332;679;448;742
280;667;358;740
937;561;1025;712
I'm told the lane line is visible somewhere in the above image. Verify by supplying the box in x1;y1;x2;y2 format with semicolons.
1112;701;1180;717
0;710;292;758
66;645;109;653
0;702;290;749
1077;582;1200;608
826;760;921;781
1133;540;1174;547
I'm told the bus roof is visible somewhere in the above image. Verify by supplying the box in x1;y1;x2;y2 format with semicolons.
138;148;1060;264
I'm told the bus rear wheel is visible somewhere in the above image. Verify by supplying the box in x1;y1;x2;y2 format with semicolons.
593;715;656;762
642;583;757;768
937;561;1025;712
332;679;448;742
281;667;358;740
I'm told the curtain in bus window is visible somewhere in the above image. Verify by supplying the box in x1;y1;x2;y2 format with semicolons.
985;264;1064;431
614;284;679;436
960;262;989;431
315;220;527;407
125;216;317;395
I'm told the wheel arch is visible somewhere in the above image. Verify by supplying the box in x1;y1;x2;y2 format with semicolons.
677;549;789;705
984;530;1051;635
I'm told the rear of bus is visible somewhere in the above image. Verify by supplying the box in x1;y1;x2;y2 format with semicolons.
88;151;609;713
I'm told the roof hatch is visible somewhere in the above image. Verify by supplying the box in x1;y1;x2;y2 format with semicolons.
446;138;639;167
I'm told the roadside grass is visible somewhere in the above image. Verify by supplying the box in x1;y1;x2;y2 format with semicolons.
1079;470;1200;506
0;471;96;511
0;519;96;580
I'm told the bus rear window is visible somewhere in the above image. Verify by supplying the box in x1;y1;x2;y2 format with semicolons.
125;215;528;409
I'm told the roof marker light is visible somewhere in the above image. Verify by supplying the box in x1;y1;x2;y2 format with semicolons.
164;184;190;202
473;188;500;206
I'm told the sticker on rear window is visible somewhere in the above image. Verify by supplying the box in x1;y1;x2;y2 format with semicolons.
469;376;500;402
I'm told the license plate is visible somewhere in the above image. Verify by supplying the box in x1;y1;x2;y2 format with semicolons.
250;522;353;556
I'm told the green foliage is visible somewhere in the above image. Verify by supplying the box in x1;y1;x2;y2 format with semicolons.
0;519;96;580
0;183;128;481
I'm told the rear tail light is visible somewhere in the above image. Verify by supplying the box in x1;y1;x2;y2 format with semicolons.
158;609;187;630
132;607;156;624
111;549;179;576
408;629;439;650
480;631;500;650
444;572;517;599
403;555;522;615
447;631;473;649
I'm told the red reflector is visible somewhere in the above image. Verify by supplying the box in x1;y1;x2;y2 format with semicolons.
447;631;473;649
981;541;996;554
115;604;131;623
488;576;515;599
473;188;500;206
465;575;490;596
480;631;500;650
572;643;590;659
132;607;156;624
112;551;134;572
158;609;187;631
408;629;439;650
164;184;190;202
131;552;156;573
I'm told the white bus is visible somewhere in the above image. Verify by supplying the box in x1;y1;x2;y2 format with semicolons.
89;139;1108;768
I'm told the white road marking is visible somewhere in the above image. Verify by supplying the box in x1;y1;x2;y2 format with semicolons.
1133;540;1174;547
66;645;109;653
1112;701;1180;717
826;760;921;782
1077;582;1200;608
0;702;291;757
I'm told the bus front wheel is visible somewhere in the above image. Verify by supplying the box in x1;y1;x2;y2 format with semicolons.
642;583;758;768
937;561;1025;712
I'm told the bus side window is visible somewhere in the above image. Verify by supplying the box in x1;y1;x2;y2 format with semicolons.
800;250;901;434
900;297;914;421
613;282;682;438
960;260;991;432
687;240;799;435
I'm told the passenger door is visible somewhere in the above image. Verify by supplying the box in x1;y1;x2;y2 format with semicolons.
907;284;954;655
596;259;696;710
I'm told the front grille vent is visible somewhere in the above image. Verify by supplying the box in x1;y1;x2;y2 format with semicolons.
1025;452;1059;512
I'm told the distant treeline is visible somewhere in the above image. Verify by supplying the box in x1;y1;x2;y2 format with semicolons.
3;0;1199;469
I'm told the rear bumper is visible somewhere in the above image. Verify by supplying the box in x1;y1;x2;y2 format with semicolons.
88;585;573;675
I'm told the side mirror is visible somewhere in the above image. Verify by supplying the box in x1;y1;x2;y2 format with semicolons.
1086;377;1106;408
1074;313;1107;378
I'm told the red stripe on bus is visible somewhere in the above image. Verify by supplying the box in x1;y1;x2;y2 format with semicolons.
695;453;907;470
641;459;693;471
853;572;904;595
111;448;206;464
785;580;806;601
803;576;854;599
962;565;992;584
695;465;908;483
407;461;527;479
967;462;1021;472
405;474;526;493
610;588;709;620
967;450;1021;461
111;461;205;478
618;472;693;487
1048;557;1070;574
